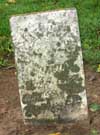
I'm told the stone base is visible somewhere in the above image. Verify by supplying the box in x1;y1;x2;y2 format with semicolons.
24;118;90;135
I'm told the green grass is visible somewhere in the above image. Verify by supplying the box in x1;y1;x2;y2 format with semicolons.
0;0;100;67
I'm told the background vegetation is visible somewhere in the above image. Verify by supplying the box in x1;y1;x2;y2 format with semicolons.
0;0;100;67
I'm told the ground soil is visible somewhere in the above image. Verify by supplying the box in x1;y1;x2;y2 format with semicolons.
0;64;100;135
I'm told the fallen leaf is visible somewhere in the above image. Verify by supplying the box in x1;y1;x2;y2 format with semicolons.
89;103;100;112
97;64;100;73
7;0;16;4
49;132;62;135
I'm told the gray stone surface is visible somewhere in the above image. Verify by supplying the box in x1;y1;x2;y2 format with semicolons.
10;8;88;124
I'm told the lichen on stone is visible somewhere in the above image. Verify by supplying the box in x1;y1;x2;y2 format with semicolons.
10;9;88;123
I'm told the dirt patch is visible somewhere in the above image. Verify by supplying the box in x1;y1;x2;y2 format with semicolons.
85;65;100;134
0;64;100;135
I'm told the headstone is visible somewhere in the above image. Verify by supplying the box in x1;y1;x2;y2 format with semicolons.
10;8;88;124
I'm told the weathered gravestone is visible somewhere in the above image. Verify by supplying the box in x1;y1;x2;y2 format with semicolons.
10;8;88;124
